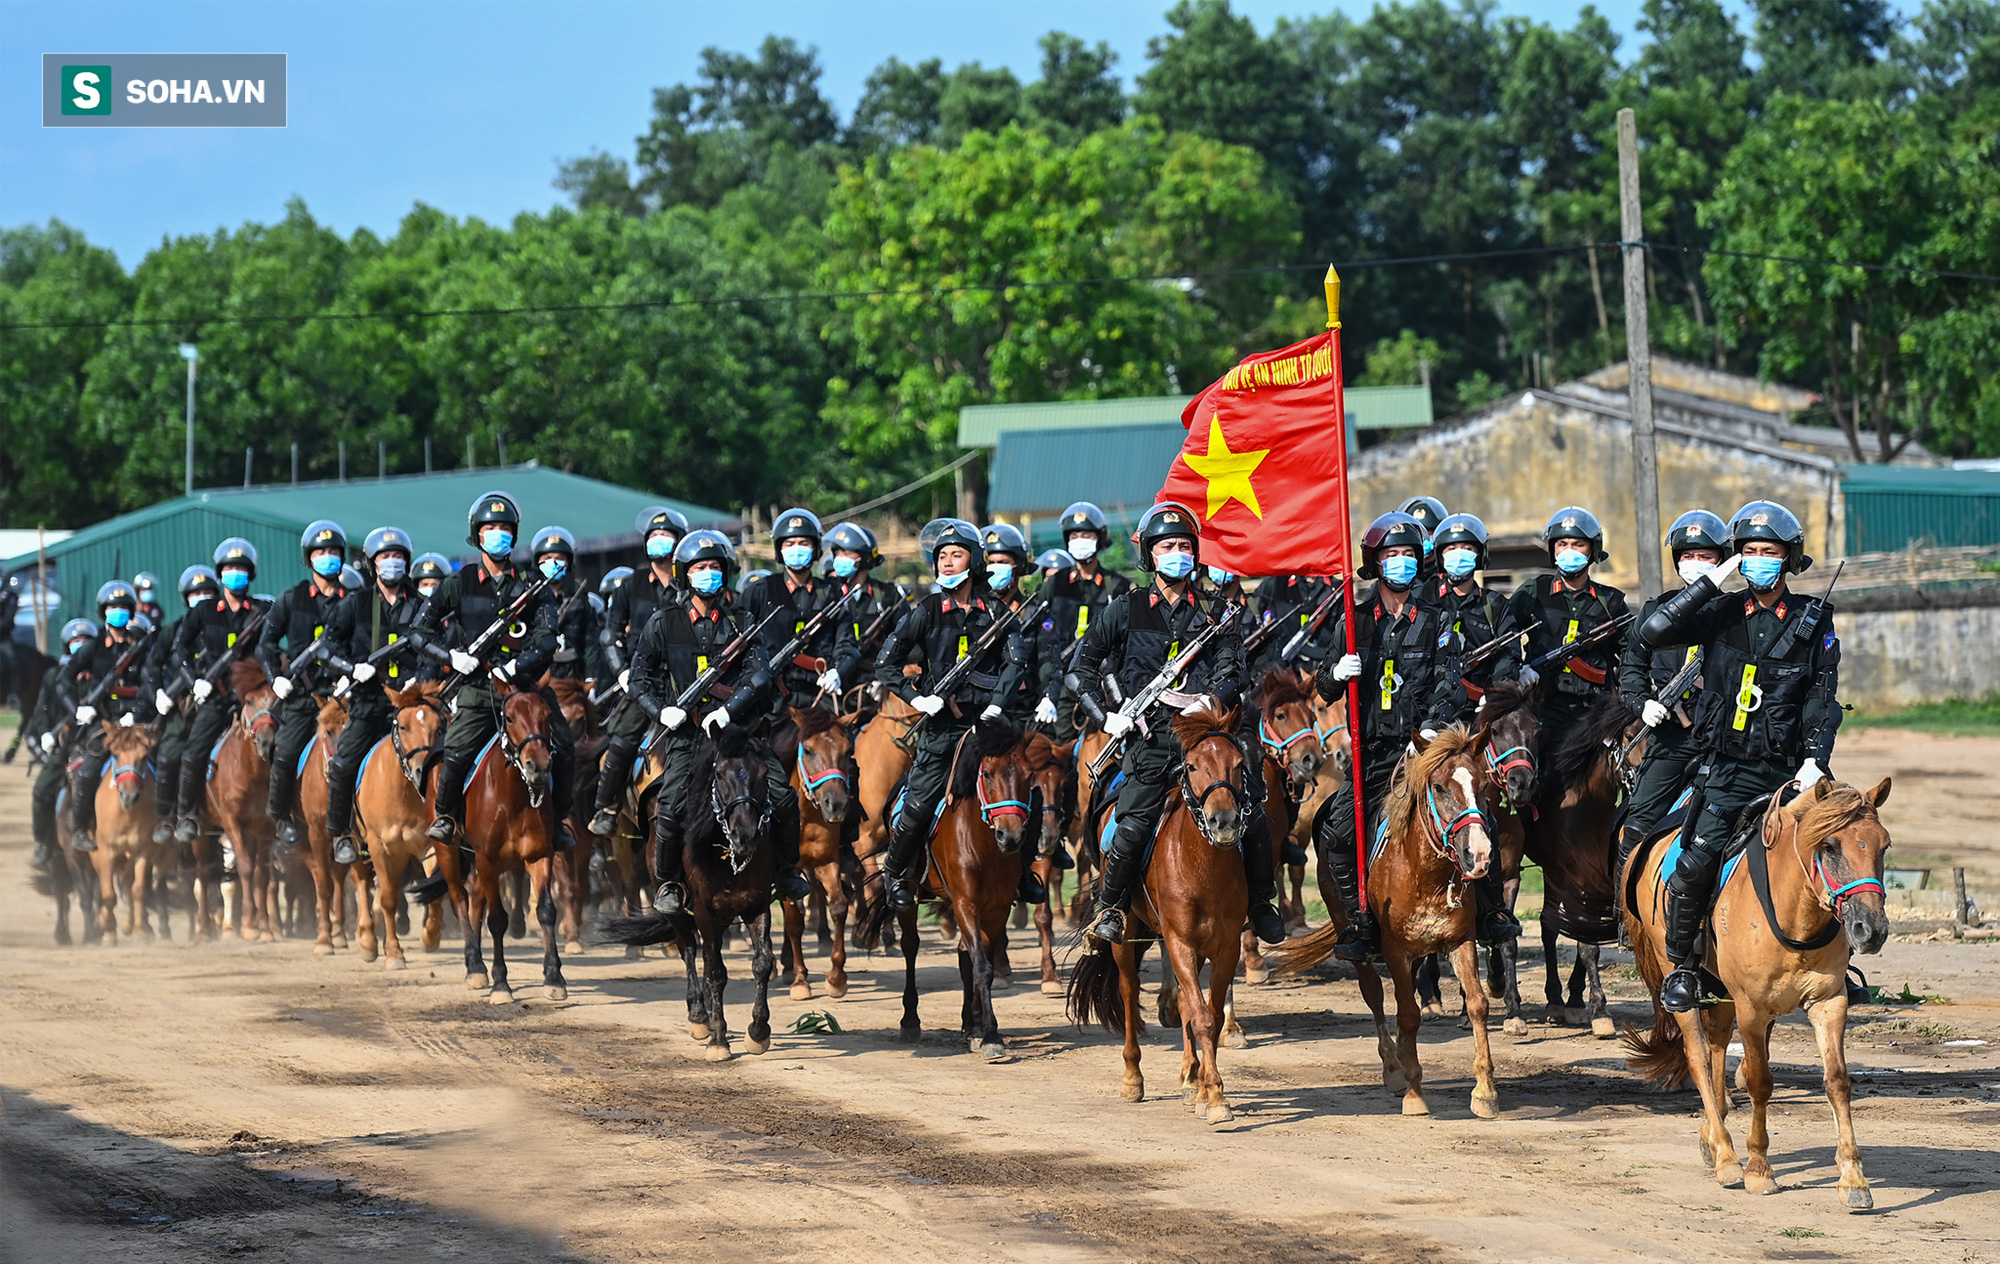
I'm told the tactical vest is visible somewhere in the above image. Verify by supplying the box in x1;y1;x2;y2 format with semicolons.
750;573;832;677
353;586;426;685
549;585;594;678
1113;591;1229;702
1045;568;1128;653
453;568;541;665
1352;593;1438;742
619;573;677;647
912;593;1004;701
1692;597;1835;763
192;597;262;675
277;579;338;662
76;635;147;709
1530;575;1619;696
656;605;750;710
1637;592;1703;696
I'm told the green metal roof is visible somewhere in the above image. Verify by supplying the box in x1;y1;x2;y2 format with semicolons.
988;424;1189;517
1841;464;2000;553
957;386;1432;447
3;463;728;651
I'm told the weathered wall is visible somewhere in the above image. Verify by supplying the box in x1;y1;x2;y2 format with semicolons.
1837;598;2000;713
1349;390;1842;591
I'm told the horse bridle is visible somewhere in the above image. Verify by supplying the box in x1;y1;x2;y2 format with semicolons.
1483;741;1536;808
1259;709;1321;760
710;769;772;871
1421;775;1488;878
392;698;442;792
498;711;553;807
1178;729;1249;847
797;740;849;798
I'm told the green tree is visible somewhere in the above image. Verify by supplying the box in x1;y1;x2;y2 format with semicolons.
1751;0;1895;99
1023;32;1127;142
849;57;946;151
632;37;842;210
937;64;1027;146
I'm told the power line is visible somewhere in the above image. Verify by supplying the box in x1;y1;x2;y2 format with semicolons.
1641;240;2000;285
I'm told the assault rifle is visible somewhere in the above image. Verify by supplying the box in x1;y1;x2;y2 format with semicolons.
768;584;866;693
58;626;157;741
669;604;793;715
1523;611;1635;676
167;603;269;704
1270;583;1344;665
905;590;1052;737
1085;604;1239;780
1457;619;1541;675
439;573;555;702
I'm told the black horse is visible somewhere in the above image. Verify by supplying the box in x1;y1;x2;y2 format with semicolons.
4;641;55;763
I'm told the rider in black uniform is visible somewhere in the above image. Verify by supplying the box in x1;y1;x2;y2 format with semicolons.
146;566;218;842
260;520;353;851
320;526;426;866
1036;503;1131;737
28;618;98;870
174;539;271;843
1506;507;1631;758
590;509;687;837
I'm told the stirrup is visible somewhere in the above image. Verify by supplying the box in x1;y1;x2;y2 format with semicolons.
1479;910;1522;943
880;868;916;912
1331;920;1376;963
551;823;576;853
654;882;686;916
1660;965;1704;1013
1016;870;1047;906
1249;903;1286;945
588;807;619;837
425;815;457;842
1085;906;1128;945
775;867;811;900
331;836;358;866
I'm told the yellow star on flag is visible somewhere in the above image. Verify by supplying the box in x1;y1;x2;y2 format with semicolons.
1182;415;1270;520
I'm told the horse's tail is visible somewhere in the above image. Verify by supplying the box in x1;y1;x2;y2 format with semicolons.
853;888;892;951
598;911;677;948
1620;891;1690;1088
1269;918;1344;978
1064;941;1133;1034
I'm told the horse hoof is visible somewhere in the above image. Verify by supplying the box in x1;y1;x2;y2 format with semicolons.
1591;1017;1617;1040
1545;1007;1570;1026
790;983;813;1002
386;957;408;972
1205;1103;1235;1126
1401;1095;1431;1117
488;988;515;1006
1222;1028;1248;1050
1717;1163;1745;1189
465;972;489;990
313;942;334;957
564;940;584;957
1180;1082;1199;1104
1503;1017;1529;1036
1485;980;1504;1000
981;1042;1008;1063
688;1022;712;1041
1244;965;1270;986
897;1025;921;1044
705;1045;733;1062
545;985;567;1002
1422;1004;1447;1022
1470;1094;1499;1120
744;1036;770;1056
1843;1186;1874;1211
1746;1174;1779;1196
624;944;643;960
1040;980;1065;997
827;981;848;1000
1120;1082;1145;1103
1698;1137;1715;1166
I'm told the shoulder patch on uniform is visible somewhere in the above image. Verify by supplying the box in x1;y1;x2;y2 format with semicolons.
1823;630;1836;649
1438;631;1452;648
1041;618;1054;631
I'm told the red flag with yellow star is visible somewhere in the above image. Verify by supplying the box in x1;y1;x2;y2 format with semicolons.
1156;327;1352;578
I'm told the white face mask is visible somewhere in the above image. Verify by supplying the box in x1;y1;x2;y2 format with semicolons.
1067;536;1097;561
1677;558;1712;587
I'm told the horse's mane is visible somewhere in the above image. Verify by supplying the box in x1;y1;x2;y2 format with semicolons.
102;722;154;759
1796;783;1879;843
388;680;445;709
1253;667;1312;713
1545;691;1636;795
1168;698;1239;748
792;705;840;741
546;677;589;708
1383;724;1478;844
711;721;756;761
230;658;270;696
1477;678;1535;722
950;712;1024;800
316;693;350;730
1022;729;1067;772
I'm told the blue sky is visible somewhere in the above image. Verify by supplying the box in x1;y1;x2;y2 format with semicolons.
2;0;1671;267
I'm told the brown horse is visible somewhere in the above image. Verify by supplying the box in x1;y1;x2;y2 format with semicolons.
782;704;859;1000
850;689;919;933
85;721;166;942
1280;725;1502;1118
1246;668;1320;970
351;683;449;967
1469;681;1541;1035
1525;692;1636;1038
206;661;282;941
431;682;566;1002
1019;730;1075;997
295;694;376;958
603;724;779;1061
1294;689;1352;927
545;675;601;955
1067;700;1252;1122
1625;777;1892;1207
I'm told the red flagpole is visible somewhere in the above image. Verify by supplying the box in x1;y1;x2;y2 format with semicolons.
1325;267;1368;911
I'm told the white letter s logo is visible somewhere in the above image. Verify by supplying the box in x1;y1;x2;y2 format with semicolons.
72;72;100;111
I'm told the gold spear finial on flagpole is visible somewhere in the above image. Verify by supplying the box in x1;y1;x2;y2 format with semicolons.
1323;264;1341;330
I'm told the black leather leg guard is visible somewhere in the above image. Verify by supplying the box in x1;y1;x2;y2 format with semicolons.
1315;795;1376;962
1087;815;1151;944
1241;812;1286;945
1476;868;1520;943
549;747;576;852
153;764;179;844
590;735;639;834
326;756;359;864
1661;830;1725;1013
879;810;928;912
652;808;685;915
266;761;300;848
428;751;471;842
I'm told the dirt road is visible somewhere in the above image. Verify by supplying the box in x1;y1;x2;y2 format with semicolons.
3;736;1997;1263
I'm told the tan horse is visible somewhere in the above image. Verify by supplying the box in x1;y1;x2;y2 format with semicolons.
1279;725;1502;1119
349;683;450;967
1293;689;1352;926
545;675;600;954
850;689;919;930
782;704;860;1000
1067;700;1252;1123
1625;777;1892;1208
206;661;282;941
85;722;166;942
1020;730;1076;997
295;694;377;958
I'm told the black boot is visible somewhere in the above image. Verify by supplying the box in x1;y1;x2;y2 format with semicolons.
1241;813;1287;945
30;835;54;871
1087;815;1150;944
1661;826;1723;1013
771;788;810;900
652;809;685;916
175;753;206;843
326;756;358;865
267;761;300;851
153;771;178;846
1314;794;1377;962
1476;869;1521;943
428;748;472;842
590;735;639;835
1016;863;1047;905
549;746;576;852
879;807;927;912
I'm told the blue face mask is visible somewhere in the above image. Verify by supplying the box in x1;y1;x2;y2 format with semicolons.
1380;555;1419;589
1206;565;1235;584
68;640;90;656
1554;547;1590;576
481;528;514;556
986;562;1015;589
646;534;675;559
1741;555;1785;590
105;607;132;629
831;555;858;578
311;553;343;577
936;569;969;590
689;568;725;595
539;557;567;580
1155;551;1196;580
781;543;815;570
220;569;250;592
1441;547;1478;580
376;556;407;583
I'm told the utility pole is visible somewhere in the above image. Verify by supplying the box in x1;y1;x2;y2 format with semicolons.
178;343;199;495
1617;108;1663;598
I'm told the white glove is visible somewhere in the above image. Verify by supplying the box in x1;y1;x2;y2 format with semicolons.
40;732;55;753
817;668;842;694
1705;554;1743;584
702;707;731;733
1034;697;1058;725
1516;666;1540;688
1796;760;1825;788
495;659;520;682
1330;653;1363;682
192;678;214;703
617;668;631;692
118;713;136;728
74;705;97;725
270;677;293;700
1102;712;1134;738
155;689;174;715
450;649;480;676
659;704;688;730
911;694;945;716
1419;728;1438;741
352;662;376;683
1179;694;1213;716
980;704;1003;721
332;676;353;699
1641;700;1670;729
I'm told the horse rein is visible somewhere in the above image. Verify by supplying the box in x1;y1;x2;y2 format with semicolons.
1421;777;1488;877
392;697;442;792
797;741;849;796
1177;729;1249;846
